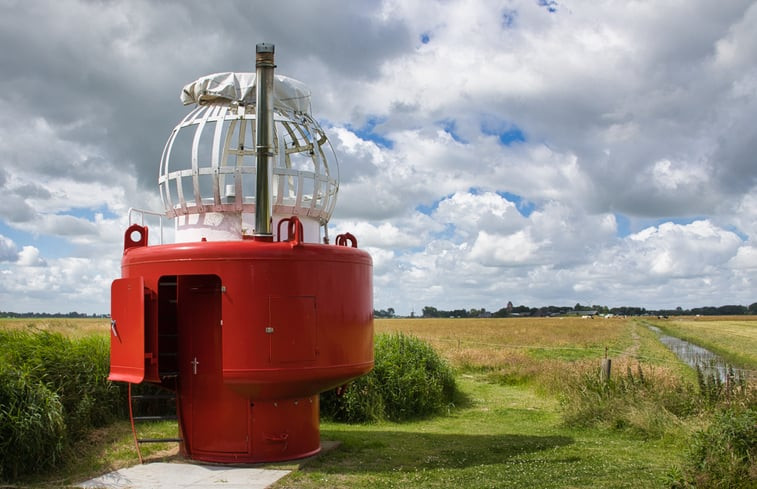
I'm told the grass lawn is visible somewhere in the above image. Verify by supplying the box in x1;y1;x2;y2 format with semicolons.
275;375;683;488
19;372;684;488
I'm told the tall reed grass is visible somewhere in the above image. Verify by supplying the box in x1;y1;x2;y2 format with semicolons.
0;329;126;480
550;357;756;487
554;359;698;438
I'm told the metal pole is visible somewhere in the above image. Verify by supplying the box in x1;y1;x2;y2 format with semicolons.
254;43;275;237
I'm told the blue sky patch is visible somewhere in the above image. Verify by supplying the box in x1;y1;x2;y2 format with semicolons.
347;116;394;149
0;222;72;260
497;191;535;217
615;213;631;237
438;119;467;143
725;225;748;241
416;194;452;216
481;117;526;146
497;127;526;145
61;205;118;221
537;0;558;13
502;9;517;28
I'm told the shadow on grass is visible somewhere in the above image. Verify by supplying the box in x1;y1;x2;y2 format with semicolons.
450;383;475;410
310;430;574;474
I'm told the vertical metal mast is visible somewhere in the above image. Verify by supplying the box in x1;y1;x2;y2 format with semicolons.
255;43;275;237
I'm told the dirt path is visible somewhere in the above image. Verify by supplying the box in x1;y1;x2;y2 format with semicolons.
619;323;641;359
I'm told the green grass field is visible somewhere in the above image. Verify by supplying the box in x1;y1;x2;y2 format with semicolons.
272;317;756;488
2;316;755;488
277;375;684;488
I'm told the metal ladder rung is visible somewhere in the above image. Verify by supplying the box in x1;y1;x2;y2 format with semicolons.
131;394;175;400
133;415;178;421
137;438;183;444
128;383;181;465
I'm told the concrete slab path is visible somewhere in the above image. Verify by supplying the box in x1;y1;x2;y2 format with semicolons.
78;463;290;489
76;441;339;489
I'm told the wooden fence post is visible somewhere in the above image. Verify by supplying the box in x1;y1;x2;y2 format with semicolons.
602;358;612;382
601;346;611;382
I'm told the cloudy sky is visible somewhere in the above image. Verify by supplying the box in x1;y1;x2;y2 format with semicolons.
1;0;756;315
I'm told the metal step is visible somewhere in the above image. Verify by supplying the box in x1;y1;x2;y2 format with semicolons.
133;415;178;422
137;438;183;444
128;382;180;464
131;394;176;401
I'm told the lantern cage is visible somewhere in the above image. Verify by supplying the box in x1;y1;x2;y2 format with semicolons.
158;72;339;243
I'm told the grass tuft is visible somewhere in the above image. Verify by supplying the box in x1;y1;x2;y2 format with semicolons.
557;359;698;439
671;407;757;488
321;333;456;422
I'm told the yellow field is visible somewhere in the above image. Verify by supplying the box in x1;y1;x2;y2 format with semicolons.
375;317;638;369
0;317;110;338
5;315;753;371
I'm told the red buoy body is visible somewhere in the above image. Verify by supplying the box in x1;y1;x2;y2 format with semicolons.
110;228;373;462
108;44;372;463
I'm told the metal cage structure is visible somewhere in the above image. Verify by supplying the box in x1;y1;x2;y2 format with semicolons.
159;72;339;243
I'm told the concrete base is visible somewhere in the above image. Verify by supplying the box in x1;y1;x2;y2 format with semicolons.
77;441;340;489
78;463;289;489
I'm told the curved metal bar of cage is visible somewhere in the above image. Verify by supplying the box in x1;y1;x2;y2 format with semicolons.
157;108;338;221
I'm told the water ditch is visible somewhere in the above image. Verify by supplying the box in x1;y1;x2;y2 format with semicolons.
646;324;753;381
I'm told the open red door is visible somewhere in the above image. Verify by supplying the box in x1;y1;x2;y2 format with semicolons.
109;277;145;383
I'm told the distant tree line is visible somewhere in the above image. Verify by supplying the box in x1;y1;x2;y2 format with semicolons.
5;302;757;320
375;302;757;318
0;311;108;319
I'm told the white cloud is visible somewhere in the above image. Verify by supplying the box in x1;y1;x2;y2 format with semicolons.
649;159;710;191
1;0;756;314
17;246;46;267
728;246;757;270
469;230;538;266
621;220;742;277
0;235;18;262
434;191;525;237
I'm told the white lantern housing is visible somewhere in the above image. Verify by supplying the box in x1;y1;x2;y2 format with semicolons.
159;71;338;243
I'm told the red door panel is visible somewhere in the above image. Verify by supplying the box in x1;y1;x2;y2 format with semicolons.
179;275;248;454
109;277;145;383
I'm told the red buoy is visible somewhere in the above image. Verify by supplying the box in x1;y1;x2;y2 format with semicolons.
109;44;373;463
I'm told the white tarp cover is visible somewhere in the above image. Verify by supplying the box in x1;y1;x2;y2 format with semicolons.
181;72;311;113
